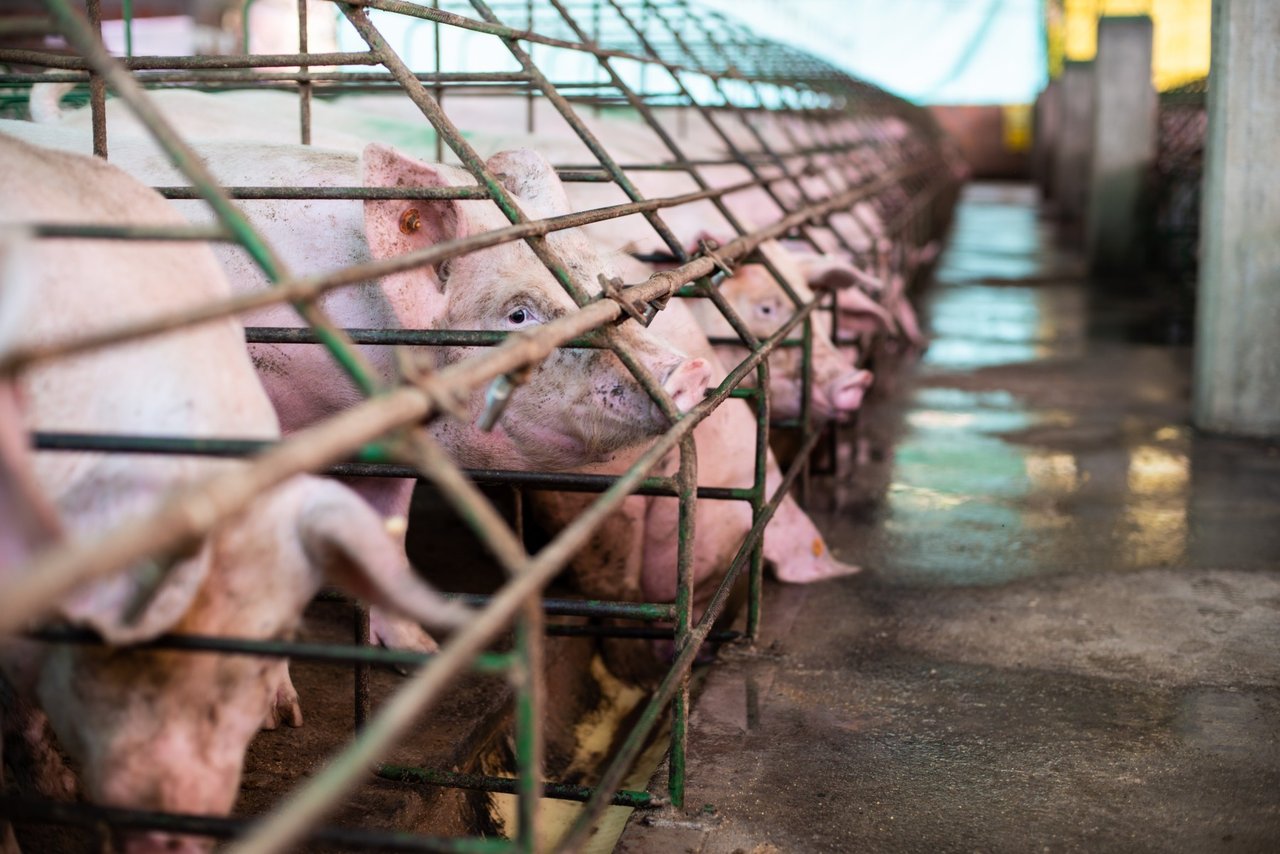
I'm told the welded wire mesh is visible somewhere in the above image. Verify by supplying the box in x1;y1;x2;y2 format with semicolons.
0;1;961;850
1154;75;1205;284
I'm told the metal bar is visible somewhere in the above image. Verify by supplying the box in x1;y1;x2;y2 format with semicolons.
354;604;372;730
85;0;106;159
2;159;933;375
558;398;824;852
26;625;512;673
242;326;603;347
6;163;934;630
511;486;544;853
31;431;757;500
446;593;674;621
351;0;751;82
31;224;232;241
377;765;652;808
472;0;688;260
297;0;312;145
0;48;381;69
222;221;841;854
669;430;697;807
41;0;383;399
542;624;740;641
154;186;491;200
0;797;514;853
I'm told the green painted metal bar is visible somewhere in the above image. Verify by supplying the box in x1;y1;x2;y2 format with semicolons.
558;402;824;852
30;431;760;500
121;0;133;57
155;185;488;201
42;0;383;399
668;430;698;808
297;0;312;145
0;47;382;70
28;625;513;674
471;0;688;260
377;765;653;808
3;156;935;376
243;326;604;347
221;189;852;854
510;487;544;853
31;223;233;241
0;795;515;853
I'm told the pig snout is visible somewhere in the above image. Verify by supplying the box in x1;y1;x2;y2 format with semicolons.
823;369;874;419
119;830;212;854
661;357;712;414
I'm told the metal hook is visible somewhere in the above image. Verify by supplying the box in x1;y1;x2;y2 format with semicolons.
698;238;735;277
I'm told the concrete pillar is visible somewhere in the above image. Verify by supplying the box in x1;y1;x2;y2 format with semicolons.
1032;80;1062;201
1193;0;1280;437
1054;61;1094;223
1085;16;1157;273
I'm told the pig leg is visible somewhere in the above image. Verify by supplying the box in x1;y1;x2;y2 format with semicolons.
260;659;303;730
338;476;441;655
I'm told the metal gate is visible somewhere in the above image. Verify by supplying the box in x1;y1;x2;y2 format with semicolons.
0;1;962;850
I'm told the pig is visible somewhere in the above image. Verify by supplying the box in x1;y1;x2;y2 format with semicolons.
493;159;861;675
0;228;67;854
684;239;885;421
0;228;61;570
531;291;862;675
2;119;711;656
29;89;886;414
0;132;469;852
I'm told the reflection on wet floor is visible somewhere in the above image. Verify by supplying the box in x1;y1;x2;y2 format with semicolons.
619;180;1280;854
821;181;1280;587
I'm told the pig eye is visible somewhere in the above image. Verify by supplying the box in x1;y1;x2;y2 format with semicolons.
758;301;777;317
507;307;534;326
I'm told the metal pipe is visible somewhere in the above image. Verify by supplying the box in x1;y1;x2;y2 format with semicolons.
377;765;652;808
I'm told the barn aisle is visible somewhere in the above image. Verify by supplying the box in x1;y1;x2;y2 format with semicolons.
616;182;1280;852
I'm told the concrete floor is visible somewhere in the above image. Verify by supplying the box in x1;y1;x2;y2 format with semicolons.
616;183;1280;853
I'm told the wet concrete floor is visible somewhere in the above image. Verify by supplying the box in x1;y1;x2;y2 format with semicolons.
616;183;1280;853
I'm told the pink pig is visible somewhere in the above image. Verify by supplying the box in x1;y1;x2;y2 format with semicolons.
0;133;469;853
2;120;711;668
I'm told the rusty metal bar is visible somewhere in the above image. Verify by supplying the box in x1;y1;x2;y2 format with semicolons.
0;4;957;851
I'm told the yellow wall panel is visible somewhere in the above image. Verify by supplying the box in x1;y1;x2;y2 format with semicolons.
1049;0;1209;90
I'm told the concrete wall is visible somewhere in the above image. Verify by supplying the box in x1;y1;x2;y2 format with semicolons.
1193;0;1280;437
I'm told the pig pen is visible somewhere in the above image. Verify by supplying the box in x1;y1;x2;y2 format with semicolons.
0;1;962;851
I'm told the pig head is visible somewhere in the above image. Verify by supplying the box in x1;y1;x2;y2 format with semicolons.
360;144;710;472
12;475;464;842
677;238;877;421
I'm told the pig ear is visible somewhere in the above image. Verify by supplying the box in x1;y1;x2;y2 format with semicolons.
296;479;471;633
56;546;212;644
486;148;572;220
837;287;896;333
798;255;885;296
362;143;468;287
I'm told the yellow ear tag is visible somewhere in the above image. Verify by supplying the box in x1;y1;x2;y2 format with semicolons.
812;538;825;557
